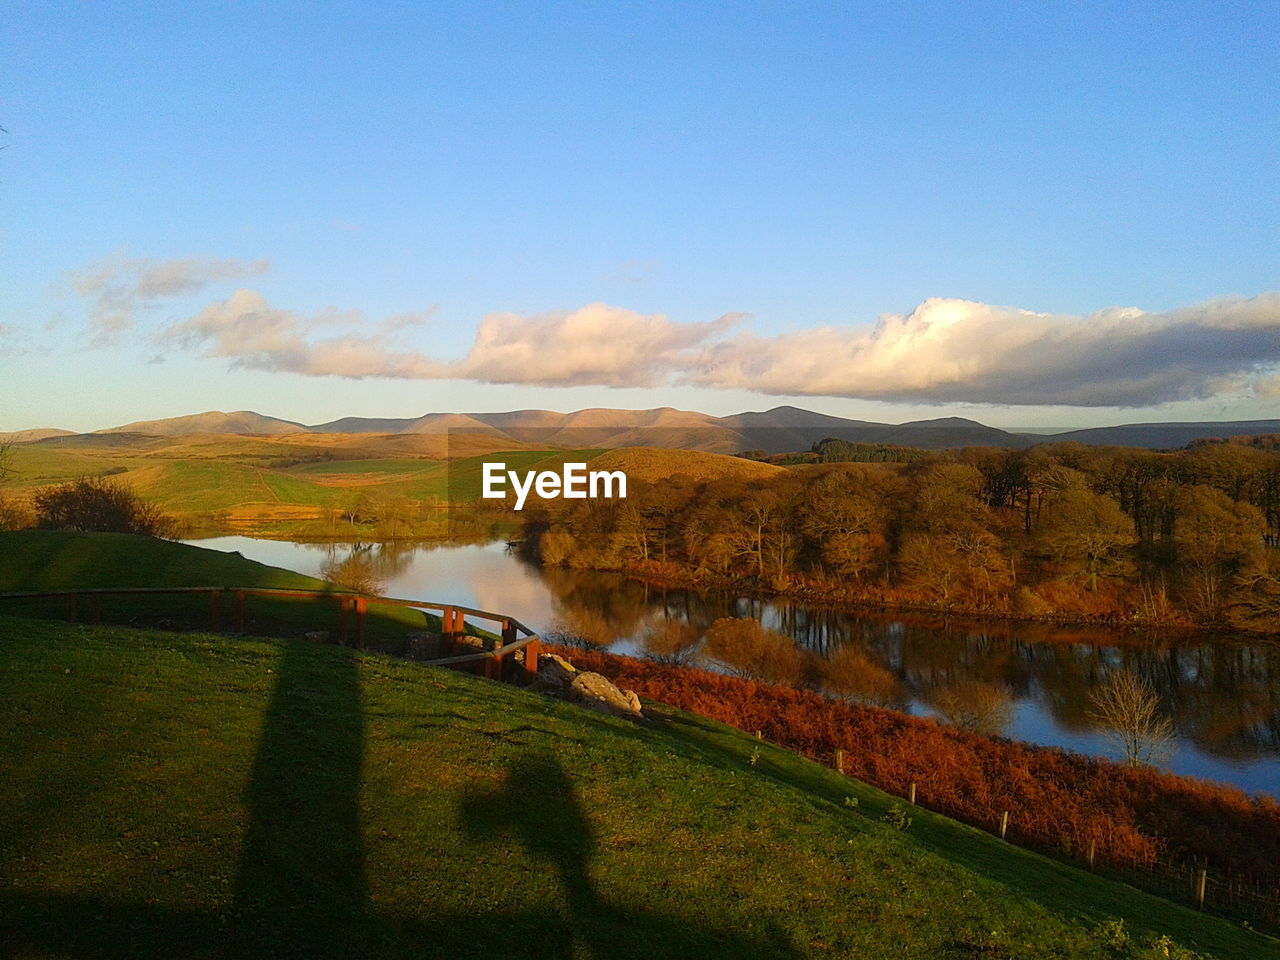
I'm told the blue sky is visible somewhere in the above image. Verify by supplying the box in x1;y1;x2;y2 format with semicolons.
2;1;1277;433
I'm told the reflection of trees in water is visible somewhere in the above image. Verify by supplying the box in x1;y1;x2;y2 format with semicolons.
318;540;420;588
525;559;1280;764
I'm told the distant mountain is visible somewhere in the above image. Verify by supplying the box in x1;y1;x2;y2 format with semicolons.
1047;420;1280;449
882;417;1037;449
98;410;306;436
0;428;75;444
59;406;1280;453
305;415;422;434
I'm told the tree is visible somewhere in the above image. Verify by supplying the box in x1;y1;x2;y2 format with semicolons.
931;681;1014;736
1173;485;1265;616
703;617;807;685
1036;481;1136;592
33;476;174;537
1088;668;1174;768
641;619;702;666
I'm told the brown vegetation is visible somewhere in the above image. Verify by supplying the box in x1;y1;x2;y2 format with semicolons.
552;644;1280;889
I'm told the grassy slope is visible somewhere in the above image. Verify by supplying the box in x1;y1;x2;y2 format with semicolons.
1;617;1273;960
0;530;328;591
0;531;446;640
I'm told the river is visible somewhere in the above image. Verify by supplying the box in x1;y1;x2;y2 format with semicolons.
193;535;1280;800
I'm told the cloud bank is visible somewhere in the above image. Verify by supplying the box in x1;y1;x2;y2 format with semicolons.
67;250;1278;408
690;294;1280;406
161;290;1279;407
163;293;742;388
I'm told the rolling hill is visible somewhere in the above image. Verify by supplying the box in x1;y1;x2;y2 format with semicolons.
12;406;1280;455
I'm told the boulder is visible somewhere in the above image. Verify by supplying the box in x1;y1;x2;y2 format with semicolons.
536;653;579;690
566;670;644;720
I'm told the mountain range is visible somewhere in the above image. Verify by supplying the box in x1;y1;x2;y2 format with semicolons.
6;407;1280;453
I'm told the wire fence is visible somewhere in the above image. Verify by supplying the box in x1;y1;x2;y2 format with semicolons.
829;752;1280;933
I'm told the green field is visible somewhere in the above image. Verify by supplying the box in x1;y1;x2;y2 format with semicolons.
3;615;1272;959
0;438;609;536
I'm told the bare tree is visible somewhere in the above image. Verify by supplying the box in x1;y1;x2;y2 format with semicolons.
932;680;1014;736
1088;668;1175;767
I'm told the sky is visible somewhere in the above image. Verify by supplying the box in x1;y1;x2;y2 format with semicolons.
2;0;1278;434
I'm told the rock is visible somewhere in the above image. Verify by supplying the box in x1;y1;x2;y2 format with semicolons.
304;630;331;644
536;653;579;690
566;670;645;720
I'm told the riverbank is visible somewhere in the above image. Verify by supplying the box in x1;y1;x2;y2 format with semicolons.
538;554;1268;641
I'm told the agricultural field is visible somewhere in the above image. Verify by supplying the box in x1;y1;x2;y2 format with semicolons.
0;432;633;537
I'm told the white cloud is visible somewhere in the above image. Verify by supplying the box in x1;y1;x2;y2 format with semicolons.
153;286;1280;408
449;303;741;387
161;290;447;379
64;251;269;344
162;294;740;387
689;294;1280;406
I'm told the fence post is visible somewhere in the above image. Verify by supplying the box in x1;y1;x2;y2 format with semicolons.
835;749;846;775
523;636;540;683
1087;839;1096;870
338;597;350;645
1195;868;1207;910
442;607;456;655
908;782;916;805
210;589;222;630
355;596;367;649
234;591;246;633
999;810;1009;840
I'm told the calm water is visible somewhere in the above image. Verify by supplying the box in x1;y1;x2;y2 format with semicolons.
194;536;1280;799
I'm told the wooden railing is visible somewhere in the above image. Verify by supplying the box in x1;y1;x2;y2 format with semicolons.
0;587;542;683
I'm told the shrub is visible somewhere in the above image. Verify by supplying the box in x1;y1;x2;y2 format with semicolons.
33;476;174;537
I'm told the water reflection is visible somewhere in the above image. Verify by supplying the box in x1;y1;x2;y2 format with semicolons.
192;536;1280;798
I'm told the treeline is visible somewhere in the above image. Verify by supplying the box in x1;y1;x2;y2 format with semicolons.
523;441;1280;630
554;643;1280;892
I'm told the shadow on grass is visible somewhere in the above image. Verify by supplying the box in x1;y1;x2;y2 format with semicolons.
0;631;800;960
458;750;801;960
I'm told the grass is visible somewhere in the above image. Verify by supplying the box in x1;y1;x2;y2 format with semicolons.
0;437;779;537
1;616;1274;959
0;530;481;645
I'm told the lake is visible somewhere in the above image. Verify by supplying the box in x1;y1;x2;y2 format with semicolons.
193;535;1280;800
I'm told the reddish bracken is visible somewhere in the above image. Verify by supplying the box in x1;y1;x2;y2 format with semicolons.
550;645;1280;888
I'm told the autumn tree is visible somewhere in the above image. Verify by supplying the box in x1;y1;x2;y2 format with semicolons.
640;618;702;666
931;681;1015;736
897;463;1010;601
1035;479;1135;592
1173;485;1266;616
703;617;808;686
820;646;900;705
801;472;889;582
